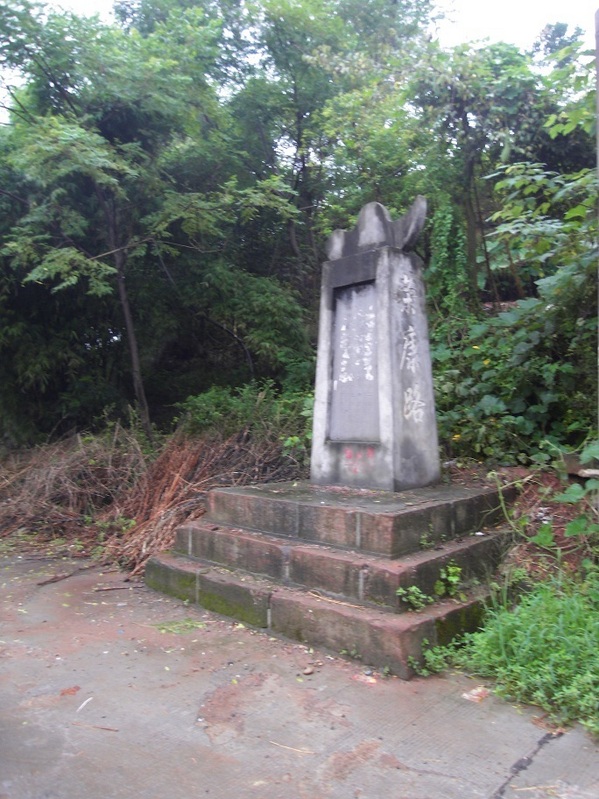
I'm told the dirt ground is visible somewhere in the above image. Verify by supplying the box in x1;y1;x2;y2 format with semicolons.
1;553;598;799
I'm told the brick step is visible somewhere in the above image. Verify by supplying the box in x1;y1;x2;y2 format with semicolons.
206;481;513;557
174;521;508;612
145;552;489;679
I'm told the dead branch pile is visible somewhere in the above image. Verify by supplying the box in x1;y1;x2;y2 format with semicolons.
1;426;305;574
0;426;148;541
101;430;306;574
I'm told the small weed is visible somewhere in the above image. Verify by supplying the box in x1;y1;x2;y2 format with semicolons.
281;434;310;468
95;516;136;537
408;639;458;677
90;544;107;561
45;536;69;555
155;618;206;635
529;521;556;550
396;585;434;611
340;646;361;660
552;473;599;563
419;527;435;550
434;560;466;599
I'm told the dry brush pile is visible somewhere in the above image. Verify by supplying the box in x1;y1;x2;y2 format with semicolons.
0;426;148;541
0;426;306;574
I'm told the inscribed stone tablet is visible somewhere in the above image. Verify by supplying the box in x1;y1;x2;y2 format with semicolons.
329;281;379;442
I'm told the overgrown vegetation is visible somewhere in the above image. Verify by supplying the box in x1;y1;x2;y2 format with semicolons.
416;561;599;737
413;445;599;735
460;568;599;736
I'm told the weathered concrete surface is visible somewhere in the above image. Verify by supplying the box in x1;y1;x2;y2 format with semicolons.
151;480;515;677
146;551;489;678
2;554;597;799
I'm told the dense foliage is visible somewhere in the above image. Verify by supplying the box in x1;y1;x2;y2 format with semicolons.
0;0;596;463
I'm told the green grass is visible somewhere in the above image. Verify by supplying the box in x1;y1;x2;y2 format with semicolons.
452;569;599;735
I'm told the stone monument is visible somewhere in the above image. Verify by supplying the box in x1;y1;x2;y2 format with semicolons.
310;198;440;491
148;199;513;677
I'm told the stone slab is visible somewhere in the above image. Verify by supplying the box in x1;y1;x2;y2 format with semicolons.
175;520;507;611
177;522;288;579
145;553;271;628
268;587;485;680
206;481;513;556
147;551;488;678
289;530;506;609
311;242;440;491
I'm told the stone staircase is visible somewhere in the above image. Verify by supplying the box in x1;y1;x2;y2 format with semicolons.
146;480;514;678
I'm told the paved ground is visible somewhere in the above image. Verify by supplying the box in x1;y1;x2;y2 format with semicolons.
1;553;597;799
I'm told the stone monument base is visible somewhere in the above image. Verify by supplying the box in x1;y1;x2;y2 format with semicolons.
146;481;515;678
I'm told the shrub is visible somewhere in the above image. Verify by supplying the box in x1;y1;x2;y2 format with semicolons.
431;164;597;464
175;381;312;444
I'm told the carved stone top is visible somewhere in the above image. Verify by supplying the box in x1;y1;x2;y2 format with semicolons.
326;197;427;261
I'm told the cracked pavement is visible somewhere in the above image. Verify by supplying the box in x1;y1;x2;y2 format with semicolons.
1;554;598;799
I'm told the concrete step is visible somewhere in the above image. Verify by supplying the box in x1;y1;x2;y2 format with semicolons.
174;520;508;612
206;481;513;557
145;551;489;679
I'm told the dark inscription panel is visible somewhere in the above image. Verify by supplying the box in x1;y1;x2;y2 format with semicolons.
329;282;380;442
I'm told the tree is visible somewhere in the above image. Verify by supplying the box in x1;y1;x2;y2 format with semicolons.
223;0;435;303
0;2;310;440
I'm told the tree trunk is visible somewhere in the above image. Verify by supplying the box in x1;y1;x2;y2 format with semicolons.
113;248;154;443
459;119;483;302
462;158;479;290
99;186;154;443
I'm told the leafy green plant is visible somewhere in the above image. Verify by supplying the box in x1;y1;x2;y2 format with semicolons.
410;559;599;734
432;159;597;465
340;646;361;660
396;585;434;611
281;393;314;466
409;639;457;677
553;479;599;566
529;521;556;550
524;441;599;563
434;560;465;599
419;526;436;550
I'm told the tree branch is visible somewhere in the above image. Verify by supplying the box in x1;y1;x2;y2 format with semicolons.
0;187;29;207
1;87;37;125
201;315;255;380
